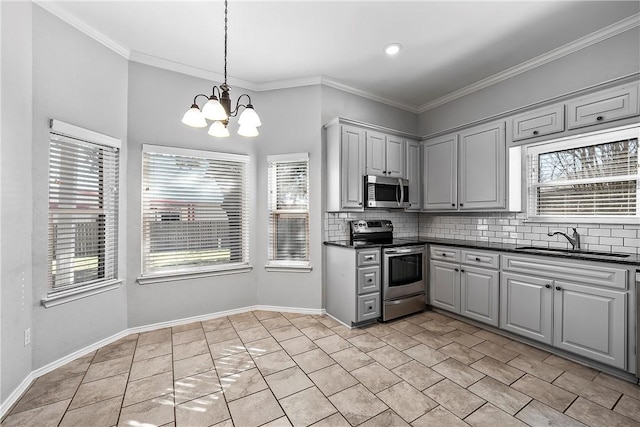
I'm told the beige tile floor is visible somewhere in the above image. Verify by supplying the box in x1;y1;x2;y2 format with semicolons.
3;309;640;427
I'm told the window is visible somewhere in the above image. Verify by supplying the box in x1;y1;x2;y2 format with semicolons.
47;120;120;300
267;153;310;270
141;145;250;279
526;125;639;222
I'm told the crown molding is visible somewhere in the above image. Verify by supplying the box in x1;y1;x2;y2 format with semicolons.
320;77;419;113
34;0;130;59
417;13;640;113
33;2;639;114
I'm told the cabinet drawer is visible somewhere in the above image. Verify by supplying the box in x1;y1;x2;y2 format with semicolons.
430;245;461;262
567;83;639;130
502;255;627;290
357;266;380;295
357;249;380;266
461;250;499;269
511;104;564;141
357;293;380;322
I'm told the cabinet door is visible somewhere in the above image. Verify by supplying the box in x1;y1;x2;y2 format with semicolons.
341;126;365;209
553;280;626;369
500;272;552;345
366;131;386;176
511;104;565;141
385;136;405;178
423;134;458;210
405;140;421;210
459;121;506;210
429;260;460;313
567;82;640;130
461;266;499;327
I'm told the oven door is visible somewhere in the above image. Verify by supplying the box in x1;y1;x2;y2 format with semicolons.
383;246;425;299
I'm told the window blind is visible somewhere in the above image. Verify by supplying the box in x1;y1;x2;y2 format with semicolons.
527;126;639;219
48;129;120;294
142;145;250;275
267;154;310;264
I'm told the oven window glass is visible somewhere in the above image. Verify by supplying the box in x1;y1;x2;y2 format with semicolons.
388;253;422;287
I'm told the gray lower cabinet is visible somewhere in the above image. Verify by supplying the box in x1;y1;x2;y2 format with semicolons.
553;280;626;369
500;272;553;345
430;246;499;327
501;255;629;370
325;245;381;326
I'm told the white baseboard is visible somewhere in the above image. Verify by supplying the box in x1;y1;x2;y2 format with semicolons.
0;304;324;418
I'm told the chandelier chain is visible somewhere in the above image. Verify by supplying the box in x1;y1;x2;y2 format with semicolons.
224;0;228;85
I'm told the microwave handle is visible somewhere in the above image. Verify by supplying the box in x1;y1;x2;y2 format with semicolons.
395;182;400;206
398;178;404;206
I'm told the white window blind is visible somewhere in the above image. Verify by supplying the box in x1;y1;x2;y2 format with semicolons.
142;145;250;276
267;153;310;266
48;121;120;295
527;126;639;221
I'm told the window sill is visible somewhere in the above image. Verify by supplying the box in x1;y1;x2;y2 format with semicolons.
264;263;313;273
41;279;122;308
526;216;640;225
137;265;253;285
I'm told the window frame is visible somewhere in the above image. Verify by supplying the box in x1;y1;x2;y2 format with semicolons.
42;120;122;308
138;144;252;284
525;125;640;224
265;153;312;272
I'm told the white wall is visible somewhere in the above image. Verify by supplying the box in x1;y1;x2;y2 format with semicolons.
30;5;129;369
125;62;260;327
418;27;640;136
1;0;33;403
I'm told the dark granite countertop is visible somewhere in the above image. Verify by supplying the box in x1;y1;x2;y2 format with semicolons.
325;237;640;266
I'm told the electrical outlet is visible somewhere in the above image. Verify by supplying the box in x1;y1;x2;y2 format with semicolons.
24;328;31;346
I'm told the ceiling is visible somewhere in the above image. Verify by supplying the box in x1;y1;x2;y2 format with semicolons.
41;1;640;112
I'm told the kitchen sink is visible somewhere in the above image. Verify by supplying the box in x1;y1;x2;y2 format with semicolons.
515;246;630;258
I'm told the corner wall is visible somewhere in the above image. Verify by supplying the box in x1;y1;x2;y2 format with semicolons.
1;0;34;403
30;5;129;369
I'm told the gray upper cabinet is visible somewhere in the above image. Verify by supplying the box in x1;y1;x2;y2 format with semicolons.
511;104;565;141
422;134;458;210
405;140;421;211
366;131;405;178
567;82;640;130
458;121;506;210
325;120;365;211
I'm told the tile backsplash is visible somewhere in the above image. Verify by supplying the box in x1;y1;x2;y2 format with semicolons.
324;211;640;255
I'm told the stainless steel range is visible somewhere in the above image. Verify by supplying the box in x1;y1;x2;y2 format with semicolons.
350;220;426;321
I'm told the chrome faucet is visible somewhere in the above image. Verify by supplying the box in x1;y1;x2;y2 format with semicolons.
548;227;581;250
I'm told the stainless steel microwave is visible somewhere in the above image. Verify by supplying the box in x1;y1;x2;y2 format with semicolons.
364;175;410;208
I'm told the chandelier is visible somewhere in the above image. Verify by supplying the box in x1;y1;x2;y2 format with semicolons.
181;0;261;137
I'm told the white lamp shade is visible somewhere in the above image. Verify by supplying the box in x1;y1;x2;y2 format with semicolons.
208;121;230;137
182;106;207;128
238;125;259;137
238;106;262;127
202;99;228;121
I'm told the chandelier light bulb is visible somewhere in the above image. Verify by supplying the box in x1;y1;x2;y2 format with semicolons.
238;125;259;137
181;105;208;128
202;98;228;121
238;105;262;128
208;121;230;137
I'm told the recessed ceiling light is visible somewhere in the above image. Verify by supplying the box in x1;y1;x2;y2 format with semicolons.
384;43;402;56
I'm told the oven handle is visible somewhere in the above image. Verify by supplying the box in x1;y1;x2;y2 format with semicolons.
385;247;424;255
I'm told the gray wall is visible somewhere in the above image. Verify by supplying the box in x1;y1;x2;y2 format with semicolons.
1;1;34;403
321;86;418;135
30;5;129;369
126;62;260;327
418;27;640;136
254;85;323;309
